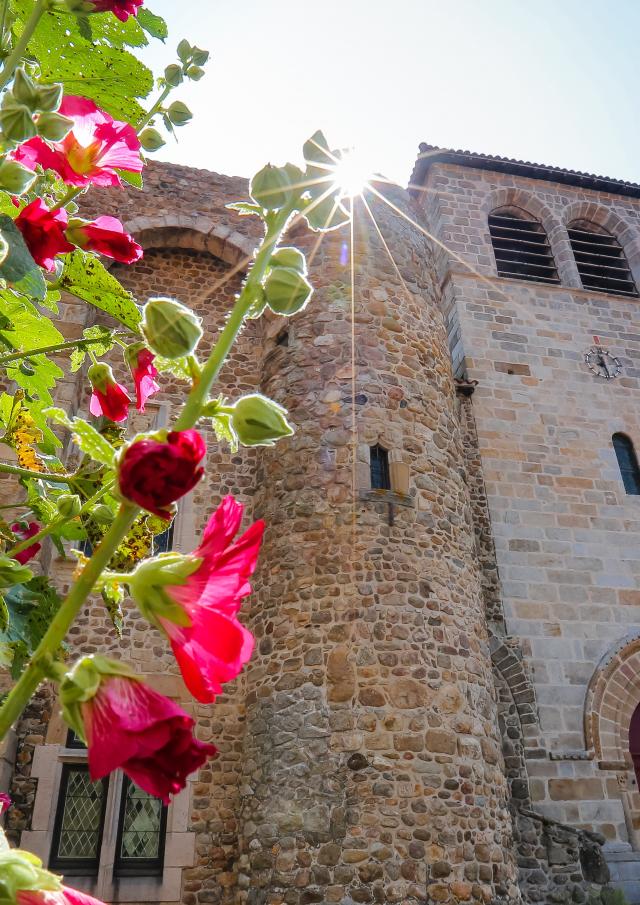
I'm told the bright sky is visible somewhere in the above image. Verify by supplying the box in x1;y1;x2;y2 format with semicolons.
142;0;640;189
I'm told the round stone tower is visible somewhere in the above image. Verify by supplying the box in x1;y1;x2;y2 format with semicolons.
237;187;520;905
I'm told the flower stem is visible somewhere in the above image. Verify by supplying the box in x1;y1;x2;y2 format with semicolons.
174;208;292;431
0;505;138;740
0;0;48;90
138;85;171;132
0;462;73;483
52;185;85;212
0;335;117;367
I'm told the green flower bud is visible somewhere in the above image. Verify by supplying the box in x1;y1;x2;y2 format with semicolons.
139;127;166;152
36;110;74;141
166;100;192;126
11;68;39;111
190;46;210;66
0;554;32;588
250;164;294;211
264;266;313;316
0;849;62;900
0;158;36;194
128;552;201;627
0;100;36;143
270;246;306;273
231;394;293;447
164;63;183;87
141;296;203;360
186;65;205;81
177;38;192;61
91;504;114;524
35;82;63;113
57;493;81;519
303;194;350;232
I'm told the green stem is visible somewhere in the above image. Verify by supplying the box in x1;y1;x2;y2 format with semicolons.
174;208;291;431
0;335;117;367
52;185;85;212
0;0;10;49
138;85;172;132
0;505;138;739
0;462;72;483
0;0;48;90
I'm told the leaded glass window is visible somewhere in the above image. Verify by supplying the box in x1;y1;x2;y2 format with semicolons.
114;778;167;876
50;765;108;875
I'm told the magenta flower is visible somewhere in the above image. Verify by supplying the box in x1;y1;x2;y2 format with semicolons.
66;215;143;264
14;96;142;188
0;791;10;813
17;887;108;905
85;0;143;21
10;521;42;565
88;363;131;422
15;199;74;271
125;344;160;412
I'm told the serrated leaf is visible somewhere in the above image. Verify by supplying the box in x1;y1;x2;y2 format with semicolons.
46;408;116;467
137;8;168;41
0;215;46;301
1;575;63;679
227;202;262;216
59;251;141;331
0;291;65;404
154;354;191;381
70;325;115;372
116;168;143;189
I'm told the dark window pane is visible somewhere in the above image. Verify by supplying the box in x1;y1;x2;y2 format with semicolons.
489;210;559;285
153;520;175;554
613;433;640;495
569;222;638;297
50;765;108;875
65;729;86;750
115;778;167;877
370;444;390;490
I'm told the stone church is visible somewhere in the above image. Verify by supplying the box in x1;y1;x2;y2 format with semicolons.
2;141;640;905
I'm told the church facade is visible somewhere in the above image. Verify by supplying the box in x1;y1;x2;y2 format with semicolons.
2;143;640;905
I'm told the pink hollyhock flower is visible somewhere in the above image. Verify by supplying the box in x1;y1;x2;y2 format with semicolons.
14;96;142;188
85;0;143;21
17;887;108;905
15;199;74;271
10;521;42;565
130;496;264;702
118;430;206;518
88;362;131;422
66;216;143;264
125;343;160;412
0;791;10;813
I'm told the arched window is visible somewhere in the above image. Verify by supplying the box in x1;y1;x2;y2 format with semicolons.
612;433;640;495
488;208;559;284
629;703;640;788
370;444;390;490
568;220;638;297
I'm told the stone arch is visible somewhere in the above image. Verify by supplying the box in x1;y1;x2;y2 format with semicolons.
562;200;640;291
584;630;640;766
489;633;538;733
483;186;576;286
122;214;257;268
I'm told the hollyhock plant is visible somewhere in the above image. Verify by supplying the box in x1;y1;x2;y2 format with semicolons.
17;887;109;905
66;216;143;264
118;430;206;518
68;0;144;21
88;363;131;422
0;847;108;905
10;522;42;565
14;96;142;188
15;199;74;271
125;343;160;412
129;496;264;702
60;656;217;803
0;791;10;813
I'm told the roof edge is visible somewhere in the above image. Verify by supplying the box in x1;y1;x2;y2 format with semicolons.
409;144;640;200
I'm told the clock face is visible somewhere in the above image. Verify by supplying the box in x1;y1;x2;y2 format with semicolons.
584;347;622;380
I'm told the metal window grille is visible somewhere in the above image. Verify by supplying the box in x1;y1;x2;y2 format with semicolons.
488;211;559;284
613;433;640;495
370;444;390;490
114;778;167;877
50;765;108;875
568;221;638;297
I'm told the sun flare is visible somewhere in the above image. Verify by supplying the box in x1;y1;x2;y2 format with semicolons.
331;147;372;198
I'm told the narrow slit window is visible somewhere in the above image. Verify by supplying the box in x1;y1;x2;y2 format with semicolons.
613;433;640;495
114;777;167;877
50;765;108;875
568;220;638;297
370;444;390;490
488;209;559;285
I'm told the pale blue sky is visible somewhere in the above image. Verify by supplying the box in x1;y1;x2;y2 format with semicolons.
142;0;640;188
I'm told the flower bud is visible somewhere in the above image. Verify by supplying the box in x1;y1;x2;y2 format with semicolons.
141;297;203;360
177;38;192;61
264;266;313;315
270;246;306;273
0;158;36;193
231;394;293;447
166;100;192;126
11;68;39;111
128;552;201;626
139;127;166;152
164;63;183;87
303;129;334;169
91;504;114;524
190;46;209;66
0;554;32;588
186;65;205;81
36;110;74;141
0;849;63;899
0;100;36;142
303;194;350;232
35;82;63;113
57;493;82;519
250;164;294;211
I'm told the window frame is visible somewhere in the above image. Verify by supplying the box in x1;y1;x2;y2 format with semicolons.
49;763;110;877
113;776;168;878
370;444;391;491
488;208;559;285
568;220;638;298
612;433;640;496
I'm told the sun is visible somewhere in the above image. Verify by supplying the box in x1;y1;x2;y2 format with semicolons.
331;147;372;199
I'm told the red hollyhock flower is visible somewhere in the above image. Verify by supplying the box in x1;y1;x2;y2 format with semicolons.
17;888;108;905
88;363;131;422
66;215;143;264
87;0;143;21
14;96;142;188
79;674;216;803
125;344;160;412
10;521;42;565
0;791;10;813
118;430;206;518
15;199;74;272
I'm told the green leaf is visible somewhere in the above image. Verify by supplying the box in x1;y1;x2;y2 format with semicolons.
154;354;191;381
116;168;143;189
1;575;63;679
0;215;46;301
227;201;263;217
70;325;114;372
137;7;168;41
102;583;124;637
45;408;116;467
59;251;142;331
0;292;65;404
